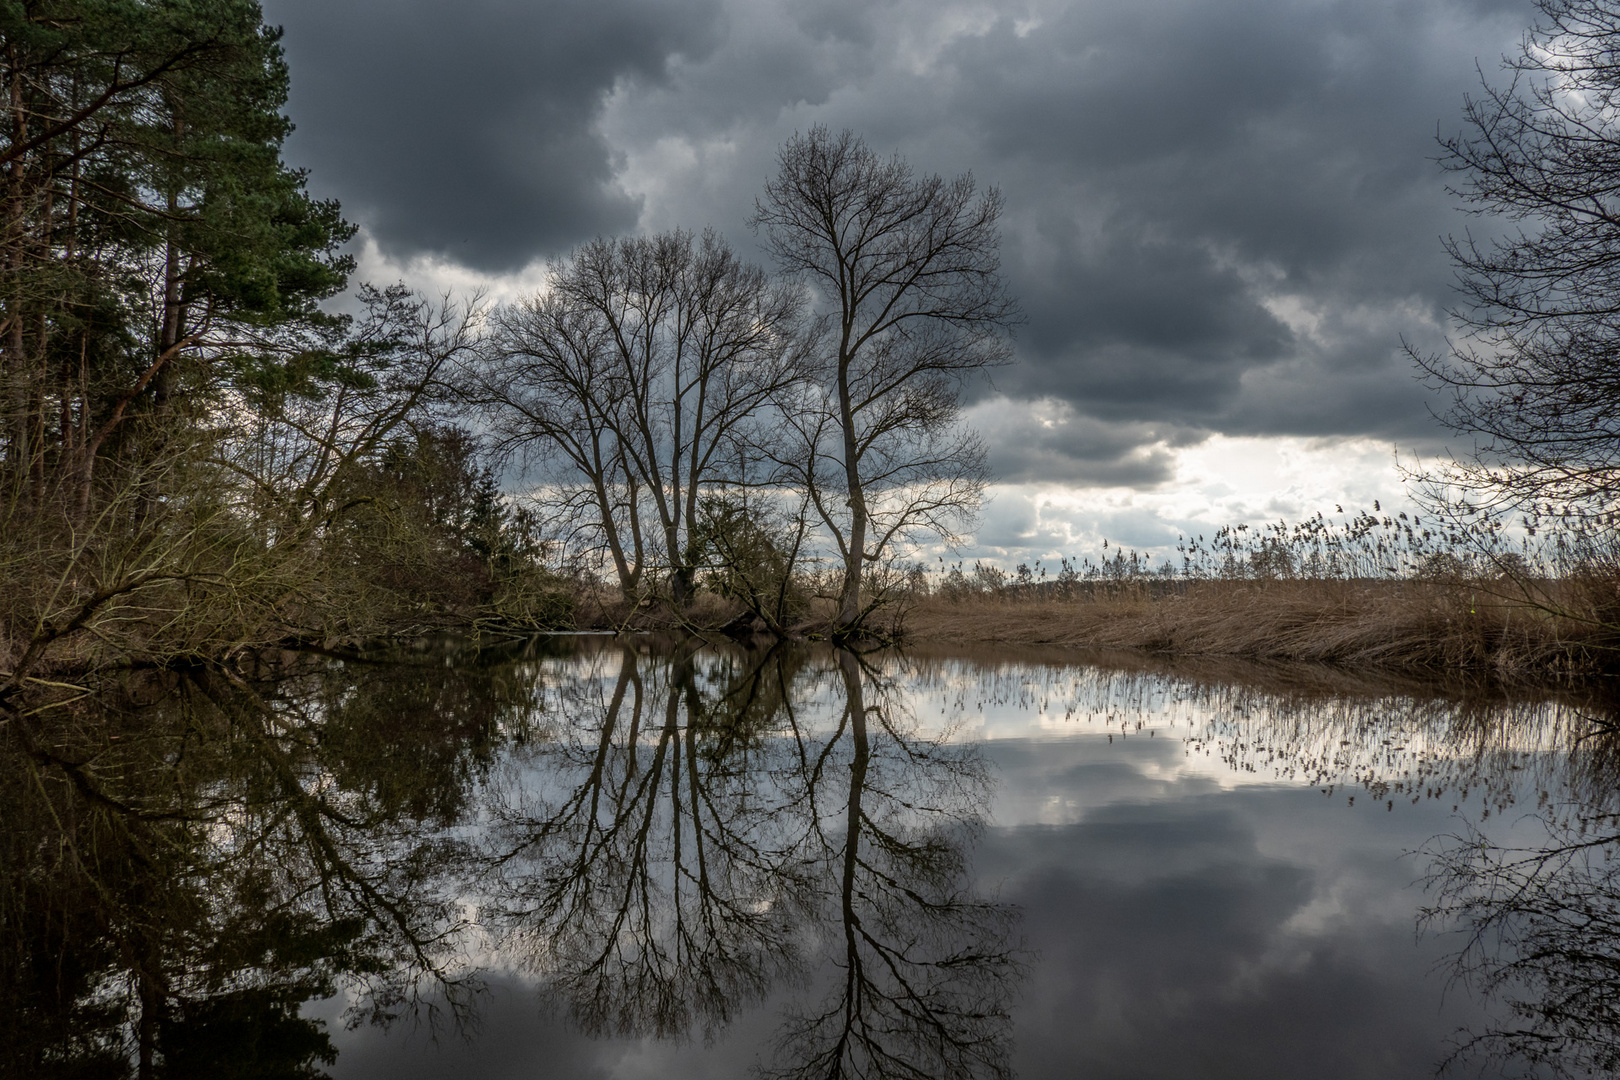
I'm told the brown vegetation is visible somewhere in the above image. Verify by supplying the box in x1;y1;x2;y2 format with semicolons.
902;575;1620;681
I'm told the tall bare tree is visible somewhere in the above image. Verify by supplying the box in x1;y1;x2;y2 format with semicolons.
475;229;806;604
751;127;1018;634
1416;0;1620;514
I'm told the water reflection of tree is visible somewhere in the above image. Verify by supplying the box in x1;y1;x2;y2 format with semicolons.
763;649;1020;1080
0;644;547;1078
487;642;1022;1077
2;638;1024;1077
489;641;813;1039
1420;718;1620;1079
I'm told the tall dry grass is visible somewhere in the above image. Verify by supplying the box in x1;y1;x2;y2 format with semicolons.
905;506;1620;681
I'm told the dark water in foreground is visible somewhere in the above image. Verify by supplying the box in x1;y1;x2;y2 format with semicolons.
5;637;1618;1079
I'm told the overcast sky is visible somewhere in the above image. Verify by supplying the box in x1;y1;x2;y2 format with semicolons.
261;0;1533;563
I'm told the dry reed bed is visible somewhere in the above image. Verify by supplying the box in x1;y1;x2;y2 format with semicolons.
903;579;1617;681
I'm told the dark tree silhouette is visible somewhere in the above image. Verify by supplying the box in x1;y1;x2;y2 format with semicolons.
1417;0;1620;512
752;128;1019;634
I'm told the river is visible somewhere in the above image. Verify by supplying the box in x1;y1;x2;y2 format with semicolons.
4;636;1613;1079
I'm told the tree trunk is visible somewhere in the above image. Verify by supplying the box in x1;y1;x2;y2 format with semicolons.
836;346;866;632
836;647;869;927
137;967;159;1079
837;500;866;631
669;519;692;606
593;473;638;597
6;45;32;494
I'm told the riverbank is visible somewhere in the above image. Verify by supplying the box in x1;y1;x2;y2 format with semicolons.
899;578;1619;682
9;570;1616;700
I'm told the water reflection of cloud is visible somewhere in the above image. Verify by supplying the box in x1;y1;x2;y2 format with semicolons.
13;636;1608;1079
322;775;1487;1080
977;770;1493;1080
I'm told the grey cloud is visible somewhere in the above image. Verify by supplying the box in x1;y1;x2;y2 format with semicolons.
994;218;1297;419
1223;351;1437;440
788;0;884;48
264;0;724;270
261;0;1541;481
970;741;1498;1079
1090;506;1193;551
940;0;1520;436
618;0;1521;453
927;0;1526;444
995;441;1174;489
968;397;1198;487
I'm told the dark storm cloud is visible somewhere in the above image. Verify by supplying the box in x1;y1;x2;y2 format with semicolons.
262;0;723;270
929;0;1528;442
999;217;1297;421
968;398;1200;487
598;0;1531;461
258;0;1540;476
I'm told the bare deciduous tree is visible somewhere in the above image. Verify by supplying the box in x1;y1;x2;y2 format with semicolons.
475;229;806;604
1415;0;1620;513
221;284;484;536
751;127;1018;634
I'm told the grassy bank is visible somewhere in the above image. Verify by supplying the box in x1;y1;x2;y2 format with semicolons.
901;576;1620;681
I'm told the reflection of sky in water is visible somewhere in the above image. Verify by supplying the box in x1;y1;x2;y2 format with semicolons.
321;651;1545;1080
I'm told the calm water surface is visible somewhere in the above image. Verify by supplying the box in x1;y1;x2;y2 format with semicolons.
6;637;1615;1079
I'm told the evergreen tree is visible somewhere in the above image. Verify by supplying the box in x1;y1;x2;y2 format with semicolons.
0;0;353;512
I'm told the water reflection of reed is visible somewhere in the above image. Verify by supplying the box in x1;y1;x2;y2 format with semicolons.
905;644;1617;816
907;643;1620;1079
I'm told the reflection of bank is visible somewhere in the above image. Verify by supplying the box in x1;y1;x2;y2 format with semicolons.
0;650;536;1079
488;642;1023;1078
